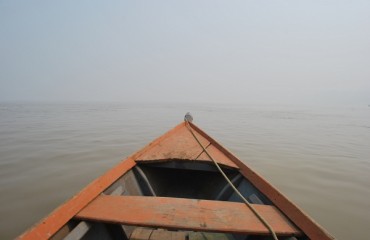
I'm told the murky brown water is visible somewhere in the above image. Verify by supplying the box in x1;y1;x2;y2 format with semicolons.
0;103;369;239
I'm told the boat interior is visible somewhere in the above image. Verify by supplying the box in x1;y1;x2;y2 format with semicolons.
51;161;305;240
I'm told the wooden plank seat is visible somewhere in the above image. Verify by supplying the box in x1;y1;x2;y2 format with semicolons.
75;195;301;236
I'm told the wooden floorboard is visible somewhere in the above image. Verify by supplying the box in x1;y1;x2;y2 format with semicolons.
130;228;231;240
130;227;153;240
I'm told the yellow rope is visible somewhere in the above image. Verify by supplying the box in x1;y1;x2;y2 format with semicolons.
185;121;279;240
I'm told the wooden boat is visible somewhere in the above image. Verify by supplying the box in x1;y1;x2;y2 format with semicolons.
18;120;334;240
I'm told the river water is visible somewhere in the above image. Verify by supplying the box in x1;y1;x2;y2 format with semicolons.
0;103;369;239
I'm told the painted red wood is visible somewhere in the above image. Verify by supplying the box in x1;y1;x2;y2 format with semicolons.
18;121;335;240
17;158;136;240
195;143;237;168
189;122;335;240
136;123;238;169
76;195;301;236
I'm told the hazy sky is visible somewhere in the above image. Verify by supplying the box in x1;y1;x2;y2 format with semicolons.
1;1;369;104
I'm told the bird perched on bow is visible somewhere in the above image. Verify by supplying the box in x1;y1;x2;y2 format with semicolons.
184;112;193;123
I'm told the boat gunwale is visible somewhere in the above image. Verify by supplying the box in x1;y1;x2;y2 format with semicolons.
17;123;189;239
189;122;335;240
17;122;335;240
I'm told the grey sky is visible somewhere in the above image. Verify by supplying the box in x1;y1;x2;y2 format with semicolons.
1;1;369;104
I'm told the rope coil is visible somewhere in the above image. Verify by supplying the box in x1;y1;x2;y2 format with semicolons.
185;121;278;240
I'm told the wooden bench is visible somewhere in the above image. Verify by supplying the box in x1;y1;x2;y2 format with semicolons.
75;195;301;236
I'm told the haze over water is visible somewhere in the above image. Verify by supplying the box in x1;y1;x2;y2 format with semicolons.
0;103;369;239
1;2;370;239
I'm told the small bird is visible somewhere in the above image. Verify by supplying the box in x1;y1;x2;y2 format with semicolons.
184;112;193;122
